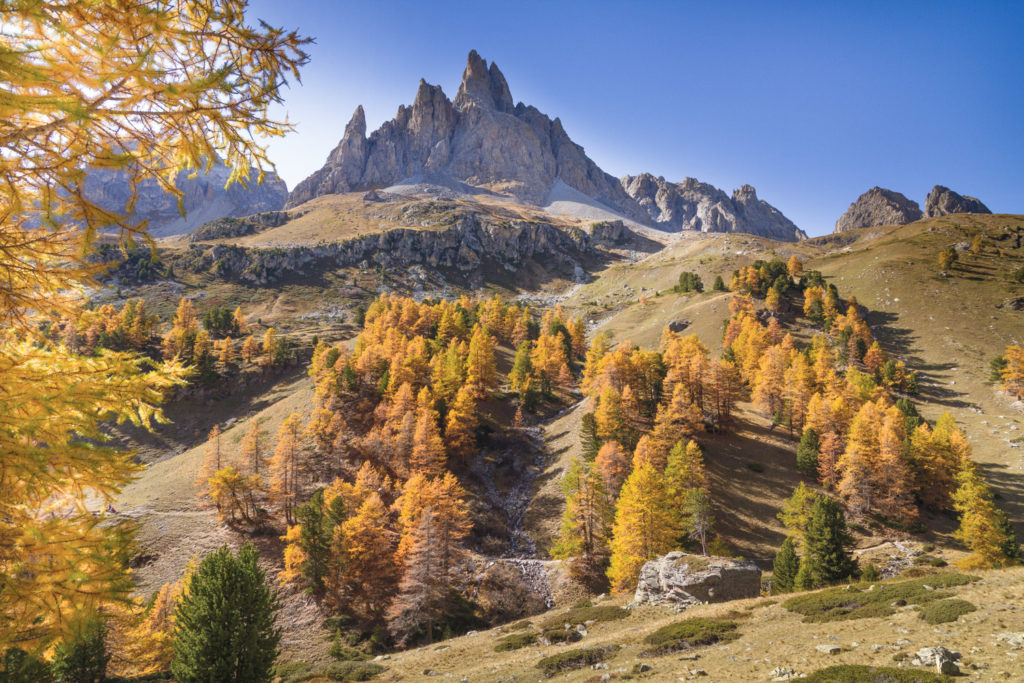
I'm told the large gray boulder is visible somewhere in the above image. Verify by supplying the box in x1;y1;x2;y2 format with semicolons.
925;185;991;217
620;174;806;241
632;552;762;610
834;186;923;233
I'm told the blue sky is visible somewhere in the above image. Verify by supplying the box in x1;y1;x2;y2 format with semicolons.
248;0;1022;236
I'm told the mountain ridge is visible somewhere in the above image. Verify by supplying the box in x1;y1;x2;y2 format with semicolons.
287;50;806;242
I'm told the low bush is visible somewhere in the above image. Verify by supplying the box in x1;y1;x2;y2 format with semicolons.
541;628;583;645
500;619;533;633
494;632;538;652
918;598;977;625
803;664;949;682
325;662;386;681
536;647;615;677
540;605;628;629
783;574;978;623
640;618;739;656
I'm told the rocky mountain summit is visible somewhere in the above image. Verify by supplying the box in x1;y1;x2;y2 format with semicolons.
834;186;923;232
621;174;807;241
85;162;288;237
925;185;991;217
288;51;805;241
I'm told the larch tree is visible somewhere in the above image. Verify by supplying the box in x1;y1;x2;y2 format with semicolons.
777;482;818;551
683;488;714;555
786;255;803;279
241;335;260;364
269;414;304;524
873;408;917;525
163;297;199;361
240;420;268;477
339;492;400;623
1000;344;1024;399
444;384;478;466
196;425;225;504
552;457;612;586
607;461;676;593
595;441;630;498
836;401;883;518
0;2;303;647
952;464;1016;569
411;389;447;477
817;430;844;491
465;324;498;398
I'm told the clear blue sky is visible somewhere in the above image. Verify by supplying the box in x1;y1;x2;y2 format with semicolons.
248;0;1022;236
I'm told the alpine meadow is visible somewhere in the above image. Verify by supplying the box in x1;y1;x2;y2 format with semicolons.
1;2;1023;682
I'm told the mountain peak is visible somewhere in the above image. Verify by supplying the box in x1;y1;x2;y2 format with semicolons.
455;49;513;113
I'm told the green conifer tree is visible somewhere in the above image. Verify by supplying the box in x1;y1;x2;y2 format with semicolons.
772;537;799;594
800;496;857;589
580;412;602;461
796;427;820;477
172;544;281;683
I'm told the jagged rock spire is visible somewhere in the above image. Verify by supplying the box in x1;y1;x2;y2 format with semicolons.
455;49;513;113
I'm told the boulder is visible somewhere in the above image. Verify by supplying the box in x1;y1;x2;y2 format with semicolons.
925;185;991;217
834;187;923;232
631;552;761;610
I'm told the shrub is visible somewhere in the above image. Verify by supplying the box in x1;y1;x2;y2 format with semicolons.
675;272;703;293
536;647;614;677
803;664;948;682
500;619;533;633
0;648;53;683
540;605;628;630
919;599;976;625
324;662;385;681
328;643;371;661
861;564;879;582
640;618;739;656
494;632;538;652
783;574;979;623
541;628;583;645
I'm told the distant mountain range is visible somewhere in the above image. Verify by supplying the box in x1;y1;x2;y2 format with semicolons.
288;50;808;242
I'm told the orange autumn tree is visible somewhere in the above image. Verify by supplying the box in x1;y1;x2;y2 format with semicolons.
269;414;305;523
1001;344;1024;399
607;461;676;592
0;0;306;649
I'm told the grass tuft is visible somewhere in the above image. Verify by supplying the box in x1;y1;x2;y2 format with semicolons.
494;631;538;652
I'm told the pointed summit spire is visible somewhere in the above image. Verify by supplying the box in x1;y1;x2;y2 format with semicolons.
455;50;513;113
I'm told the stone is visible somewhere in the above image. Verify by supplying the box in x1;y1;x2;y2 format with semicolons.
621;174;806;241
770;666;801;680
834;186;923;232
938;659;960;675
912;646;961;667
996;632;1024;649
815;645;841;655
631;552;762;610
925;185;991;217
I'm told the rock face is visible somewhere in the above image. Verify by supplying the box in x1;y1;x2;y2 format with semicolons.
289;51;804;241
925;185;991;217
176;210;595;286
85;162;288;237
631;552;762;610
621;174;806;241
834;187;923;233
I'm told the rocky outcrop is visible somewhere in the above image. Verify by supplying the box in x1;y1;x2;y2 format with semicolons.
621;174;806;241
631;552;761;610
175;213;593;286
288;51;804;241
925;185;991;217
188;211;292;243
85;162;288;237
834;187;923;232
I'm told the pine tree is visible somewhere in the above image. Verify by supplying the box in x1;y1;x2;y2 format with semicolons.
607;462;675;592
171;544;280;683
508;341;534;395
772;537;799;594
51;613;109;683
269;413;304;523
580;412;602;460
796;427;820;477
799;496;857;589
290;489;334;596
